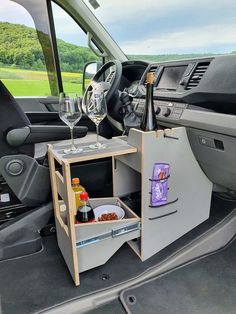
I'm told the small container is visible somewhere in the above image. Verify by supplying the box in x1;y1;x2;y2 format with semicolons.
151;163;170;206
75;192;95;223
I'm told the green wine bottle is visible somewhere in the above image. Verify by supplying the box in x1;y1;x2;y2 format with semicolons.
140;72;158;131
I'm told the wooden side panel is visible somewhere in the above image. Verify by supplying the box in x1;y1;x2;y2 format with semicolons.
62;161;80;286
113;159;141;197
139;128;212;260
55;171;67;203
48;146;61;222
55;218;75;280
48;146;80;286
116;129;143;173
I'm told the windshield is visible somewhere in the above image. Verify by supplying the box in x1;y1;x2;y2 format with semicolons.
86;0;236;62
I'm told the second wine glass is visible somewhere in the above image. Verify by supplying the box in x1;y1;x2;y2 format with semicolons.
85;91;107;149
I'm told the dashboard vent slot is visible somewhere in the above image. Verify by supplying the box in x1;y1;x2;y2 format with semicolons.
106;71;115;83
186;62;210;90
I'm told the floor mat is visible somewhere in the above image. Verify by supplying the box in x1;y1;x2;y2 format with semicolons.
88;299;126;314
0;195;234;314
120;238;236;314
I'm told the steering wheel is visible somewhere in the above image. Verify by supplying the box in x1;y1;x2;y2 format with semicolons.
82;60;123;129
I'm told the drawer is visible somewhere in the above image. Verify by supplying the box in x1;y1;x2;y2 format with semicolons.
75;197;141;272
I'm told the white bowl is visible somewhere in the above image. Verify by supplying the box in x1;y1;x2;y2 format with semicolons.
93;204;125;221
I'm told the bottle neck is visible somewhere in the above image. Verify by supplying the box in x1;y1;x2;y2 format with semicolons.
146;82;153;102
140;80;157;131
81;199;87;205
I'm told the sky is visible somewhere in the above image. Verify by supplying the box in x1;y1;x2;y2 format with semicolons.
1;0;236;55
0;1;34;27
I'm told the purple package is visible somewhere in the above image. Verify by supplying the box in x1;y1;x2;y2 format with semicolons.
151;163;170;206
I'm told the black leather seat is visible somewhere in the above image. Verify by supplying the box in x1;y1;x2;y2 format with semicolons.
0;80;34;159
0;80;87;260
0;80;87;206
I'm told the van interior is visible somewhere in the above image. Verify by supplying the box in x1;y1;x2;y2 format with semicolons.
0;1;236;313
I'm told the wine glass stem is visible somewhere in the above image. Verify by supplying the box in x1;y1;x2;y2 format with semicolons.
70;126;75;150
96;124;99;146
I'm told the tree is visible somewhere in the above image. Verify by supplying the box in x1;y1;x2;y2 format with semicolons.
0;21;98;72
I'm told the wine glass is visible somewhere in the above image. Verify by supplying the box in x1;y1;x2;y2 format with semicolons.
59;93;83;154
84;91;107;149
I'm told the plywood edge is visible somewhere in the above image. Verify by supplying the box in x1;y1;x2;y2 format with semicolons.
130;128;156;135
62;161;80;286
55;171;67;203
56;218;80;286
112;135;128;140
127;240;141;258
56;213;69;237
140;130;145;260
74;217;139;229
48;145;63;165
63;147;137;164
112;156;116;197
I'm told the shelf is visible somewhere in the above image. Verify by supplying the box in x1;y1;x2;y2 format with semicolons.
49;138;137;165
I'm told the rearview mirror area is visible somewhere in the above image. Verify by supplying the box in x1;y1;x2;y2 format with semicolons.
82;61;102;94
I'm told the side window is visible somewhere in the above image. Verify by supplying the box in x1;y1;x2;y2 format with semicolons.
52;2;99;96
0;0;51;96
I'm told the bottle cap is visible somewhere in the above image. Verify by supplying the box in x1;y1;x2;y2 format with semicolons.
80;192;88;201
146;72;154;84
72;178;80;185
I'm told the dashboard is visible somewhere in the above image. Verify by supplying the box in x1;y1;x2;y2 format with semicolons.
120;56;236;134
120;56;236;193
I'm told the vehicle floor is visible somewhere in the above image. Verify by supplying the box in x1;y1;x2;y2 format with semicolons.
0;194;235;314
120;237;236;314
88;299;126;314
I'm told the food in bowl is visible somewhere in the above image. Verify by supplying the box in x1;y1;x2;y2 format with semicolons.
93;204;125;221
98;212;118;221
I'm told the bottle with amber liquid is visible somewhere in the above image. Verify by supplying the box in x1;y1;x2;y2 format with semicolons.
140;72;158;131
72;177;86;215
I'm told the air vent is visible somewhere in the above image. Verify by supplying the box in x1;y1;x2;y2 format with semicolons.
106;71;115;83
144;65;158;86
186;62;210;90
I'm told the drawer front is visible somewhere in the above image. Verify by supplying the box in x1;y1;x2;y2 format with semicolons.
75;197;141;273
77;222;140;273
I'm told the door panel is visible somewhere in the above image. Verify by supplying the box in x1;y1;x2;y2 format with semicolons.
16;97;58;112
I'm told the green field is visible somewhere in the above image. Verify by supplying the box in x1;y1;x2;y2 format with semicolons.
0;67;84;96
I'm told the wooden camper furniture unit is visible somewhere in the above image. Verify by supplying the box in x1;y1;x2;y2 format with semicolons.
48;127;212;286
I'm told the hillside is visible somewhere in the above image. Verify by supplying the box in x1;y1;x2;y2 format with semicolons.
0;22;98;72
